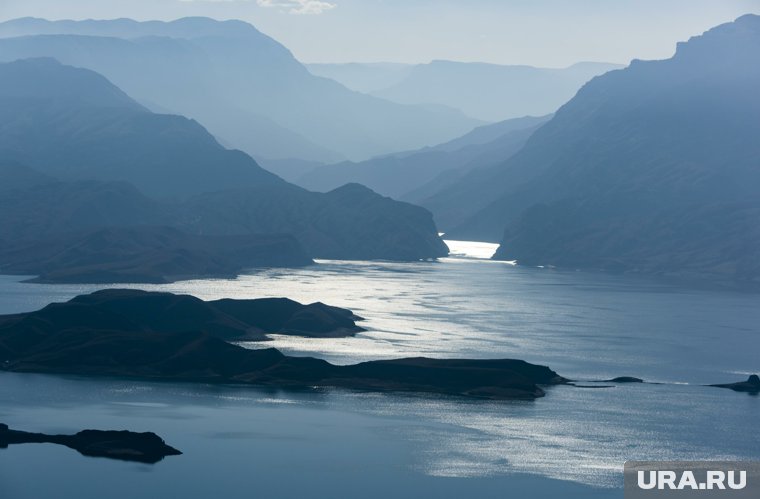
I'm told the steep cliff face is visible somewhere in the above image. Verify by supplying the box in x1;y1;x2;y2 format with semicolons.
438;15;760;285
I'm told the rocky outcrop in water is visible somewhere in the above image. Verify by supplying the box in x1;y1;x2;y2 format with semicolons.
709;375;760;393
0;290;563;400
604;377;644;383
0;423;181;463
0;289;364;342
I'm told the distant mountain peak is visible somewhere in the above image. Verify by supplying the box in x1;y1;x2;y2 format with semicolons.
371;59;622;121
0;57;143;109
327;182;381;199
0;16;479;162
673;13;760;63
438;14;760;284
0;16;278;45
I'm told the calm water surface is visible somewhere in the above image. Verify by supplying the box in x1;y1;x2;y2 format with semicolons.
0;241;758;498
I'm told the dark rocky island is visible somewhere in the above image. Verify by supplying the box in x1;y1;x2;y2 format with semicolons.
604;377;644;383
0;423;181;463
709;375;760;394
0;290;564;400
0;289;365;341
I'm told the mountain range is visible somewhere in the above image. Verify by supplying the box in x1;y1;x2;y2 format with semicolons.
0;17;480;163
310;60;622;122
307;62;414;94
0;226;313;284
0;57;283;198
295;115;551;200
468;14;760;285
1;14;757;287
0;58;449;281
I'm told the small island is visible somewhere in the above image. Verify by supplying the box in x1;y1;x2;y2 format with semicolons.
709;375;760;394
0;290;566;400
0;423;181;463
603;377;644;383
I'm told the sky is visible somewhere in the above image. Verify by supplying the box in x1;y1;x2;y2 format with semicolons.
0;0;758;66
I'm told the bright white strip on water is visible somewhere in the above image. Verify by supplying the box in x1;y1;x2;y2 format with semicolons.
444;239;500;260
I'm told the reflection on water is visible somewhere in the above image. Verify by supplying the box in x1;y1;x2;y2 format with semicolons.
442;239;501;260
2;254;754;381
0;372;757;499
0;246;758;497
0;373;621;499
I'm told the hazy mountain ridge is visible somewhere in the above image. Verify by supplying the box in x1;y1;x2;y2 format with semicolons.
0;227;313;284
0;58;285;198
367;60;623;121
0;162;167;240
427;115;552;153
306;62;414;94
0;17;480;162
0;16;280;41
0;58;449;267
476;14;760;284
0;163;448;264
181;183;449;261
0;32;341;163
296;115;550;199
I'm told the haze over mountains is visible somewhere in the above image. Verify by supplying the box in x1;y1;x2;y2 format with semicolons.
0;12;757;287
307;63;415;94
310;61;622;121
296;115;551;199
292;59;616;200
0;226;312;284
0;57;284;198
0;17;479;163
451;14;759;284
0;57;449;282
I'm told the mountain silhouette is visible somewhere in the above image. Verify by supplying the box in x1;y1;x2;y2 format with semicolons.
369;60;622;121
0;226;313;284
307;62;414;94
0;57;284;198
0;17;480;162
297;115;550;201
0;59;449;266
440;15;760;285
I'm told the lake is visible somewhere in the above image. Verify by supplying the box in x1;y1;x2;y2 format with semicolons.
0;241;758;498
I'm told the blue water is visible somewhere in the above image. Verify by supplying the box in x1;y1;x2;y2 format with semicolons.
0;243;758;498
